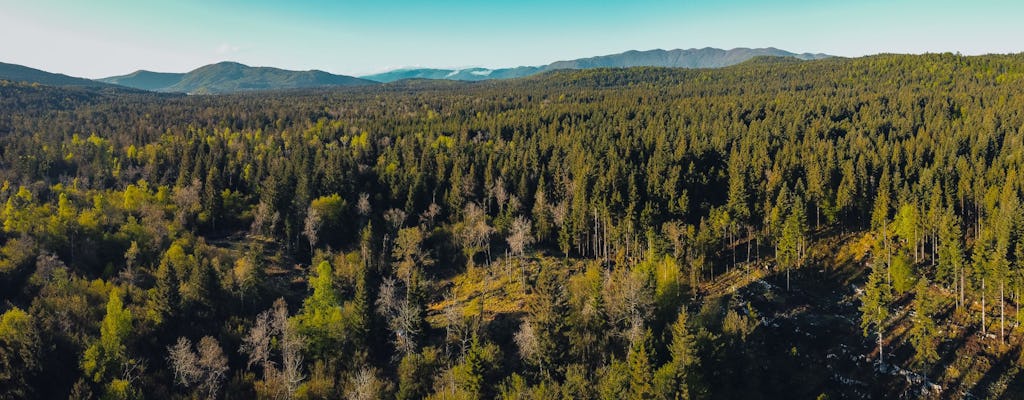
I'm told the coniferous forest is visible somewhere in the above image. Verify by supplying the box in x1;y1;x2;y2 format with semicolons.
5;53;1024;399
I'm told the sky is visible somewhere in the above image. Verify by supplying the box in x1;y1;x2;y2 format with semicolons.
1;0;1022;79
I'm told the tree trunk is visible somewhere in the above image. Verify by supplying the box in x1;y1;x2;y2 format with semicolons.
1001;281;1005;344
885;229;891;284
961;265;965;310
878;328;884;365
953;263;958;309
913;227;918;263
982;277;987;336
932;232;937;266
747;226;752;263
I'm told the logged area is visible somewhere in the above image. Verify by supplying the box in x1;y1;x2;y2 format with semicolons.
3;54;1024;399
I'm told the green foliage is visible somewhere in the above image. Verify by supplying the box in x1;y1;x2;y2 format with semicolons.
722;308;758;342
893;203;919;245
101;379;137;400
860;262;891;345
626;329;655;399
890;252;914;295
397;347;438;400
293;260;346;361
652;255;682;324
309;194;346;223
82;288;133;384
652;307;699;399
936;211;964;288
6;53;1024;397
0;307;39;399
778;198;807;289
597;359;630;400
522;266;569;377
0;236;36;277
452;335;502;399
909;279;939;367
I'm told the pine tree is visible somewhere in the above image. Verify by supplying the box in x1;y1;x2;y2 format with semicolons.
860;262;891;365
654;307;698;399
936;210;964;307
532;177;553;244
293;261;344;361
778;197;807;291
909;278;939;367
627;329;654;399
525;266;569;378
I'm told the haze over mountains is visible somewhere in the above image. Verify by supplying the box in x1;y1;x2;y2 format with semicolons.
362;47;831;82
1;47;832;93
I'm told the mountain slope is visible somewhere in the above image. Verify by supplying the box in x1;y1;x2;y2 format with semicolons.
0;61;114;87
544;47;828;70
362;47;832;83
97;70;185;91
100;62;377;94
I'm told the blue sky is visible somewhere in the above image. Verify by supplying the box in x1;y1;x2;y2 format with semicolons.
2;0;1022;78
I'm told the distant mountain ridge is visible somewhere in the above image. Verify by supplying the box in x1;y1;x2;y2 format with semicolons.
362;47;832;83
2;47;832;93
98;70;185;91
0;61;116;88
99;62;376;94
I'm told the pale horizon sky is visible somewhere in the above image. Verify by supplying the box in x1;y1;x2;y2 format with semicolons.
2;0;1023;79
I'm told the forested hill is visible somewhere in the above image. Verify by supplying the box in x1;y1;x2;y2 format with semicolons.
360;47;831;82
2;53;1024;399
97;70;186;92
98;61;377;94
0;61;116;88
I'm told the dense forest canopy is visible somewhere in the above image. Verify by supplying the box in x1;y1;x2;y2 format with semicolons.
3;53;1024;399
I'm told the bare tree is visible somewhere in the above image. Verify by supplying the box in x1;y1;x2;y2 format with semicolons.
492;177;508;213
344;368;386;400
356;192;371;217
32;252;66;285
419;202;441;229
457;202;494;266
604;268;654;338
240;298;305;400
196;337;229;398
168;336;229;399
137;204;170;248
376;278;422;355
513;319;539;364
240;309;274;371
384;208;407;232
251;201;279;236
280;328;305;399
303;205;323;254
168;337;200;386
506;216;535;258
173;178;202;227
551;200;569;228
442;291;472;358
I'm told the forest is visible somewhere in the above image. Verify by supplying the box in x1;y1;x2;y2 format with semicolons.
3;53;1024;399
